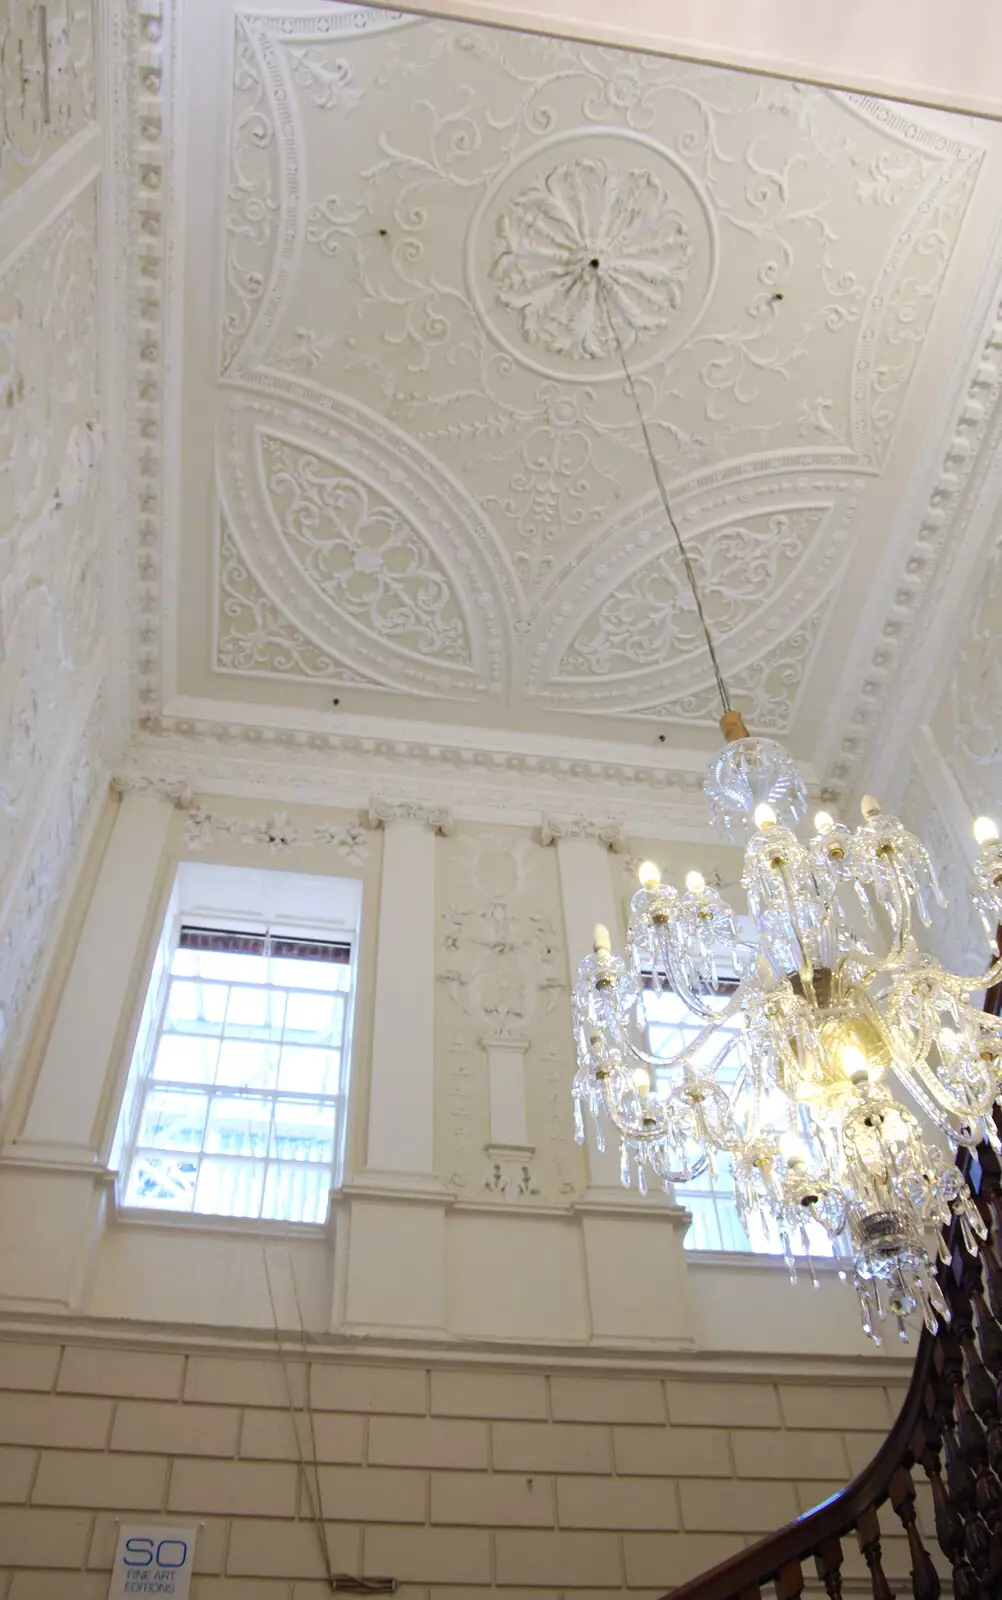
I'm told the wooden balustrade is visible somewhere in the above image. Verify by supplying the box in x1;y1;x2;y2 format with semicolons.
664;972;1002;1600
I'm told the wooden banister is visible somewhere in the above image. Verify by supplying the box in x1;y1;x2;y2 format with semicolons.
664;970;1002;1600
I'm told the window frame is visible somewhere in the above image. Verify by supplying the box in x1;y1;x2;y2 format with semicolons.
114;899;359;1234
640;976;835;1264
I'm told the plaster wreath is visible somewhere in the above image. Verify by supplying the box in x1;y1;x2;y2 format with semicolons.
490;157;694;360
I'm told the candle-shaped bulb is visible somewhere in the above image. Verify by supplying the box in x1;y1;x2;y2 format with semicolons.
839;1042;868;1081
753;802;777;830
592;923;611;954
779;1130;809;1166
685;870;706;893
813;810;835;832
974;815;999;847
861;794;882;819
632;1066;651;1098
637;860;661;888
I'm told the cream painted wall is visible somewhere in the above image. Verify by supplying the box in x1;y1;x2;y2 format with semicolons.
0;783;920;1376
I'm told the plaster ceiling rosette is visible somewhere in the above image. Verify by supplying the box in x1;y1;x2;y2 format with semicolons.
466;133;717;382
218;390;509;699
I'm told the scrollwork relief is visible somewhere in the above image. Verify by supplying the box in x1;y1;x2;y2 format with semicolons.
216;518;384;688
260;435;471;664
0;685;106;1088
0;0;96;204
560;508;824;679
184;804;370;862
0;189;102;899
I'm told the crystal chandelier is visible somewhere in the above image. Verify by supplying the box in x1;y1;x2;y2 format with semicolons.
571;271;1002;1345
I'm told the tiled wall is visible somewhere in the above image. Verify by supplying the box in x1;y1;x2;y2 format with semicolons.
0;1337;934;1598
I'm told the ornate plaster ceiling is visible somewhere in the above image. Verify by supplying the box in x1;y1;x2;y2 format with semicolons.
128;0;1002;813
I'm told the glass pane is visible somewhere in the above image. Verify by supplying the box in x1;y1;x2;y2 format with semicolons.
170;948;199;977
225;985;286;1042
194;1157;265;1219
270;1098;336;1163
192;949;268;985
270;956;345;992
138;1089;208;1152
283;991;343;1045
215;1040;280;1091
204;1095;272;1156
278;1046;338;1096
124;1153;198;1211
263;1162;330;1224
152;1034;218;1085
164;979;228;1035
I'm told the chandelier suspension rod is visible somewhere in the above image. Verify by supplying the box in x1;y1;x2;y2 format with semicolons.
592;265;734;721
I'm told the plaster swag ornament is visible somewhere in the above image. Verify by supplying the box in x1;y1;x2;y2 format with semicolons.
490;158;694;360
184;806;370;863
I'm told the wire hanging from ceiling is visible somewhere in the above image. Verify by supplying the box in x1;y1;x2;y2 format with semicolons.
592;264;733;720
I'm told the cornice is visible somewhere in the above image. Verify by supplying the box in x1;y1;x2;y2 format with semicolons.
818;277;1002;800
116;718;723;839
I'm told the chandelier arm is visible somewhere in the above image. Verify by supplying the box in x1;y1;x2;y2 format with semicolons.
895;1056;983;1140
774;864;818;997
658;942;727;1020
938;952;1002;994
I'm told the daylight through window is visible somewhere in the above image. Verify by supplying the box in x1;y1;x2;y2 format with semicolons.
121;926;351;1224
643;986;832;1258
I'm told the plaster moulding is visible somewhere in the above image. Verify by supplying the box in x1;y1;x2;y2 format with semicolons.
115;724;721;838
116;0;1002;806
820;293;1002;798
539;816;626;850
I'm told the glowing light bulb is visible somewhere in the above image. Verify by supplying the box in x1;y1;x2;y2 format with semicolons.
685;870;706;893
974;815;999;847
861;794;882;819
632;1066;651;1098
753;803;777;830
814;810;835;832
780;1130;809;1166
637;860;661;888
839;1042;875;1084
592;923;611;954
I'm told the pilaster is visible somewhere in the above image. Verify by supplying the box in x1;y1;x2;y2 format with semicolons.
342;798;453;1337
545;815;626;1192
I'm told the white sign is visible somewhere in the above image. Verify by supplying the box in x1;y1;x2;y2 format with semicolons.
108;1525;198;1599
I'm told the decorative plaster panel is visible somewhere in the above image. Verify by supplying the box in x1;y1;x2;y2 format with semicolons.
0;185;103;915
0;684;106;1088
0;0;96;205
131;0;1002;789
435;823;584;1201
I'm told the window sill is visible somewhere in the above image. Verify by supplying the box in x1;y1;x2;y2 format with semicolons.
113;1203;333;1241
